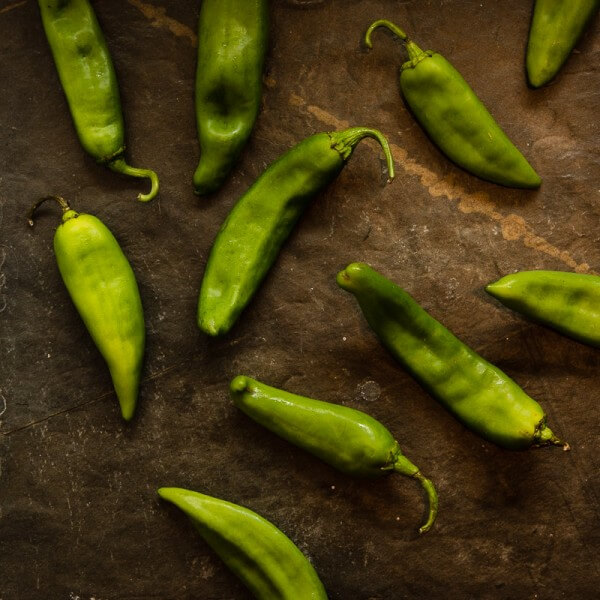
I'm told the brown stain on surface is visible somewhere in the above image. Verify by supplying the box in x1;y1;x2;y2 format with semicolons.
127;0;197;47
290;95;595;275
0;1;27;15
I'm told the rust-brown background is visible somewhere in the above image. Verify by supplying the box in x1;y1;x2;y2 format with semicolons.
1;1;599;598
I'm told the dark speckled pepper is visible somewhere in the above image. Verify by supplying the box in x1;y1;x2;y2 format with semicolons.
487;270;600;348
527;0;600;87
364;19;541;189
193;0;269;195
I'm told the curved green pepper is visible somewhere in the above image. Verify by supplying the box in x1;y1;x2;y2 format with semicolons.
193;0;269;195
158;487;328;599
231;375;438;534
527;0;600;88
28;196;145;421
364;20;541;189
197;127;395;336
486;270;600;348
338;263;568;451
38;0;159;201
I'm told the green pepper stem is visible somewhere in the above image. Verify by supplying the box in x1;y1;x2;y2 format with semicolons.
363;20;426;64
413;472;438;534
108;157;159;202
393;455;438;534
329;127;395;182
364;19;408;47
534;422;570;451
27;195;72;226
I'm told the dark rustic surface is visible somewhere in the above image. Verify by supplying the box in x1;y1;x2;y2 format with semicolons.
1;1;599;598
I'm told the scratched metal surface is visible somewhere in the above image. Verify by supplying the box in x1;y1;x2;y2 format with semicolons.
1;0;599;598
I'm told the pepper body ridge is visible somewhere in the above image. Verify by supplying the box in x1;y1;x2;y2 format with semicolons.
338;263;563;450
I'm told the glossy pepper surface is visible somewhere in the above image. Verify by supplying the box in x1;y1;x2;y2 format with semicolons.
194;0;268;195
28;196;145;421
527;0;600;88
486;270;600;348
197;127;395;336
231;375;438;533
158;487;328;600
364;20;541;189
338;263;568;451
38;0;159;201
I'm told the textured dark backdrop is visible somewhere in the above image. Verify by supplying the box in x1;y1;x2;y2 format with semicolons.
1;1;599;598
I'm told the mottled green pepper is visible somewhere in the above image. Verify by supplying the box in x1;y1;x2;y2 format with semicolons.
38;0;159;201
527;0;600;88
197;127;395;336
194;0;268;195
364;20;541;189
487;270;600;348
28;196;145;421
158;487;328;599
338;263;568;451
231;375;438;533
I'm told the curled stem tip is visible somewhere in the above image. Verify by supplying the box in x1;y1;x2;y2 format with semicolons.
331;127;395;182
27;195;71;226
393;455;437;534
414;472;438;534
364;19;408;48
109;158;159;202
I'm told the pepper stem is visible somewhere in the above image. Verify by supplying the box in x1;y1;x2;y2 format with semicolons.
534;422;570;451
363;19;426;64
329;127;395;182
27;195;72;226
364;19;408;47
393;454;438;534
108;157;159;202
413;472;439;534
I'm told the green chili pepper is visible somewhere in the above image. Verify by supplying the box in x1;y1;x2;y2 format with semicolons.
158;487;328;600
527;0;600;88
197;127;395;336
337;263;568;451
38;0;159;202
28;196;145;421
363;20;541;189
486;270;600;348
230;375;438;534
193;0;269;195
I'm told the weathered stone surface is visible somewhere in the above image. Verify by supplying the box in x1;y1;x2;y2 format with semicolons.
1;1;599;598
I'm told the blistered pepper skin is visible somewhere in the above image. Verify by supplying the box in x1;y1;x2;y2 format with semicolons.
338;263;567;451
38;0;158;201
194;0;268;195
527;0;600;88
486;270;600;348
158;487;328;600
230;376;438;533
29;197;145;421
197;127;394;337
364;20;541;189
